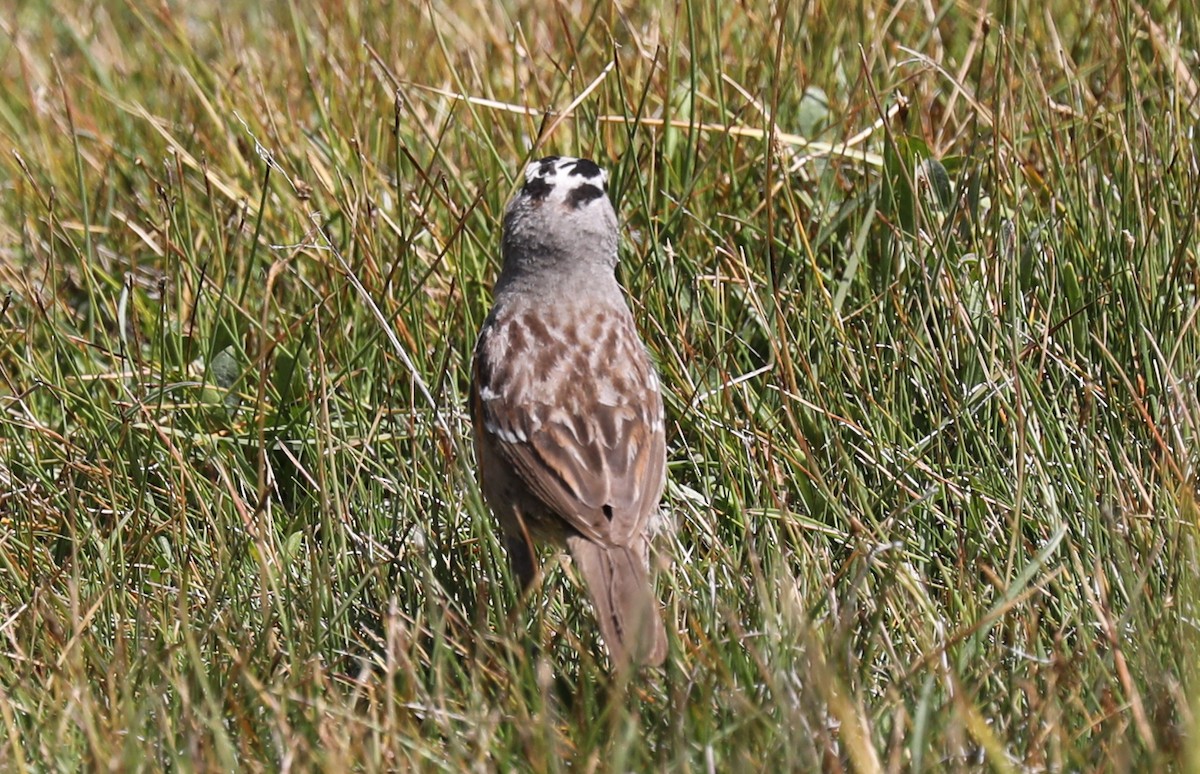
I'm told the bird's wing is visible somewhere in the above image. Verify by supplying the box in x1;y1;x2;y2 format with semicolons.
470;301;666;545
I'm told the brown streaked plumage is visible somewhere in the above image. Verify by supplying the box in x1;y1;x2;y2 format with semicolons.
469;156;668;666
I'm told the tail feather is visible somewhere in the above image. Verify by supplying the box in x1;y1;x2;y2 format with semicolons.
566;536;666;667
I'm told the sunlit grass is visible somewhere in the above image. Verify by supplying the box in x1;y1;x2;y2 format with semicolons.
0;1;1196;769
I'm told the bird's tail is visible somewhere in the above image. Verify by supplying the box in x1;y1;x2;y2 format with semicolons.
566;536;667;667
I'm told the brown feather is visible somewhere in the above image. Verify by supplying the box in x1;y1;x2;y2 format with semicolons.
473;300;664;546
566;535;666;666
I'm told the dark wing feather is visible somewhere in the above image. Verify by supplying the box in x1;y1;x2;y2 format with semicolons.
472;302;665;546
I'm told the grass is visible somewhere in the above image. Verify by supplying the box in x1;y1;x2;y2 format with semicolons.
0;0;1197;769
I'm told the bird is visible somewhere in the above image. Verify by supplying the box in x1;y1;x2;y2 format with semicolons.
469;155;668;667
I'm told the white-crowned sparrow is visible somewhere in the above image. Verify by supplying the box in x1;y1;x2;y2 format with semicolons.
469;156;668;666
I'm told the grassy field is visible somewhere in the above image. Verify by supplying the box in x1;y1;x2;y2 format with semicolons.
1;0;1198;770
